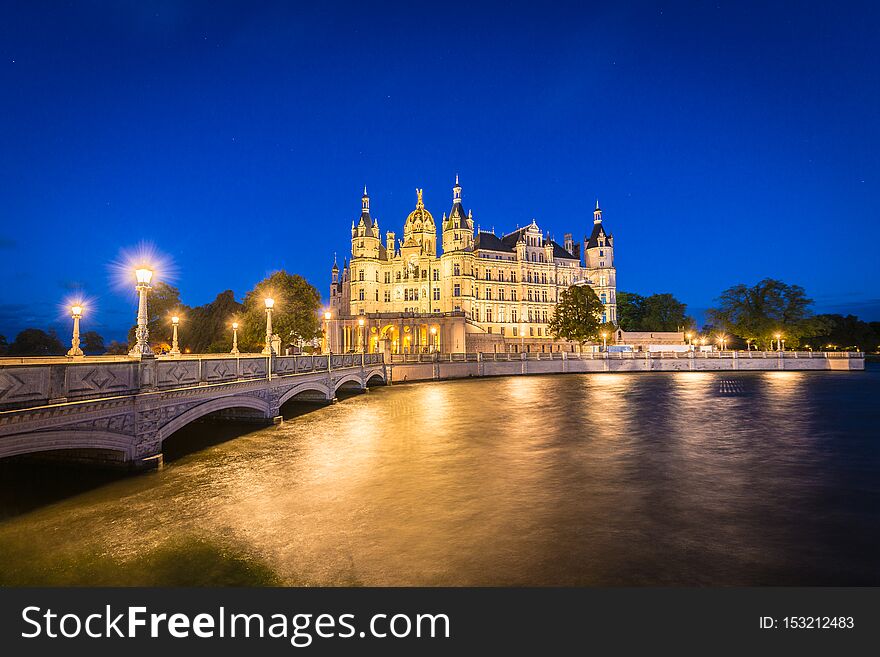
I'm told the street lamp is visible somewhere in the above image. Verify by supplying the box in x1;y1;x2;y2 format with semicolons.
262;298;275;355
358;317;365;353
129;266;154;358
686;331;693;346
774;332;782;352
717;334;728;351
67;304;84;357
430;326;437;353
231;321;240;355
323;311;332;354
169;315;181;356
601;331;608;352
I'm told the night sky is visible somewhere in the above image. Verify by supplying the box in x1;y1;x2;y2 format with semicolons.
1;1;878;341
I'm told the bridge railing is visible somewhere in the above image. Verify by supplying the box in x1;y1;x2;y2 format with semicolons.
0;352;386;412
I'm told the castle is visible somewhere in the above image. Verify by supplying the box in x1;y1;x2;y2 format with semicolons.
328;178;616;354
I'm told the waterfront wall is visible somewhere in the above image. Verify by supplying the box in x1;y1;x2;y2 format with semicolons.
387;352;865;384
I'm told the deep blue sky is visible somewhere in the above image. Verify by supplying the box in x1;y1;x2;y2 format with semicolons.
1;1;878;341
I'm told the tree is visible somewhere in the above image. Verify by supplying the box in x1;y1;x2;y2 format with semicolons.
548;285;604;344
240;271;321;351
80;331;105;355
801;314;878;352
617;291;692;331
8;328;66;356
126;282;188;349
105;340;129;355
616;291;646;330
706;278;821;349
641;293;693;332
185;290;244;353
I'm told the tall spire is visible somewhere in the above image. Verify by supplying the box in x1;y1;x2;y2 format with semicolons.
362;186;370;215
452;174;462;206
593;199;602;224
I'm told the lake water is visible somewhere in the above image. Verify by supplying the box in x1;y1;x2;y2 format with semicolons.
1;366;878;586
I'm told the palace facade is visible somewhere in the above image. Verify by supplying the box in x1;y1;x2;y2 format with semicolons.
327;178;616;354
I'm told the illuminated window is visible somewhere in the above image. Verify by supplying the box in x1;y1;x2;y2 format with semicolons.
454;284;461;297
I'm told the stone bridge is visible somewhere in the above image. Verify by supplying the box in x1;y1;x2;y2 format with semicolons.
0;353;385;469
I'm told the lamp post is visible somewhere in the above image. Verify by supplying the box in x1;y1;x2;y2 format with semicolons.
601;331;608;352
774;333;782;352
169;315;181;356
67;304;84;358
231;322;240;355
430;326;437;353
129;267;154;358
262;298;275;355
358;317;365;353
686;331;693;347
323;311;331;354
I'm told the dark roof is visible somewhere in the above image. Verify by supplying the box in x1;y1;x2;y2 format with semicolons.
474;231;511;252
586;222;610;248
474;229;579;260
550;240;579;260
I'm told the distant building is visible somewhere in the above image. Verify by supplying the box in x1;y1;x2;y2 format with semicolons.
329;178;617;354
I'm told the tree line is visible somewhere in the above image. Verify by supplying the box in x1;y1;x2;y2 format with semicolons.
548;279;879;352
0;270;322;357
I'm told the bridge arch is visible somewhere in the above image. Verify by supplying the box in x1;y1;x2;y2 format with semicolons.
157;395;270;444
276;381;333;407
333;373;365;393
0;430;136;461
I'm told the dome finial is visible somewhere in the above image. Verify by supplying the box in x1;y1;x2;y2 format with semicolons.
416;188;424;208
593;199;602;224
364;185;368;196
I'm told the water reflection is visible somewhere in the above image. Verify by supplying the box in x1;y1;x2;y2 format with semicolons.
0;369;878;586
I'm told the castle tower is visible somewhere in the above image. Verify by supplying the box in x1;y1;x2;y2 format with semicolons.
351;186;380;259
442;175;474;253
584;199;616;323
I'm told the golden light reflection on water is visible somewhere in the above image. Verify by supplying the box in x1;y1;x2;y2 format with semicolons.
0;369;877;586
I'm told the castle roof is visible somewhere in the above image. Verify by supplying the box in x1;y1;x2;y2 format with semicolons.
586;222;611;249
474;229;579;260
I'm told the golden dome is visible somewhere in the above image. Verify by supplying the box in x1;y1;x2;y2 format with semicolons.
405;188;435;229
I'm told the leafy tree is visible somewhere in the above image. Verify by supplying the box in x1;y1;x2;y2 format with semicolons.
801;314;878;352
548;285;604;344
126;282;188;349
706;278;822;349
80;330;105;355
642;293;693;331
8;328;66;356
185;290;244;353
617;291;693;331
616;291;646;330
240;271;321;351
105;340;129;355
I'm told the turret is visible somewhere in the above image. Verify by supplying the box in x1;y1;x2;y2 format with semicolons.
442;175;474;253
352;186;381;258
386;231;396;258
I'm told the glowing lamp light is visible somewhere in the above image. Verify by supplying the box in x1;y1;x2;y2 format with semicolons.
171;315;179;325
324;311;332;320
232;322;239;330
264;297;275;309
358;318;365;327
430;327;437;335
135;267;153;285
71;305;83;318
